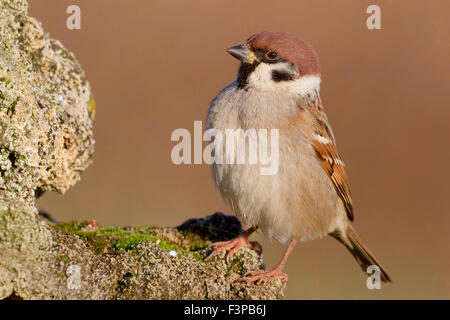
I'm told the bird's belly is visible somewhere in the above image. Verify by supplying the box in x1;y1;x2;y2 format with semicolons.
213;161;287;242
212;139;340;245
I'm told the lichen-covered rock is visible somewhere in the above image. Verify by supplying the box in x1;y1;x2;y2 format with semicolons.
0;212;284;300
0;1;282;300
0;0;95;211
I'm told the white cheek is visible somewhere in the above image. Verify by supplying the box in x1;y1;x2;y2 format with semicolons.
247;63;276;88
246;63;321;97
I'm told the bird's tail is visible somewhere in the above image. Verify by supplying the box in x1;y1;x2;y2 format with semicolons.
331;224;392;283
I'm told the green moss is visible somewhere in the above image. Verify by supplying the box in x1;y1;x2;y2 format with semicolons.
231;257;246;274
88;98;96;120
191;251;205;262
110;232;157;254
52;222;209;263
7;97;19;115
56;255;69;263
158;239;206;263
156;239;177;251
56;47;76;63
53;221;112;255
78;231;111;255
190;241;209;251
178;229;210;261
53;221;90;233
114;272;138;298
0;77;11;85
115;279;127;297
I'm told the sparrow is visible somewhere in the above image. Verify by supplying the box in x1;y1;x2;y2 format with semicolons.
206;31;391;284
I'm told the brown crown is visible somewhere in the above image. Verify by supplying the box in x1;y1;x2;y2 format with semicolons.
246;31;320;76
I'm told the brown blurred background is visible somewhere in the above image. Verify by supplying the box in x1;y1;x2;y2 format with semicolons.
29;0;450;299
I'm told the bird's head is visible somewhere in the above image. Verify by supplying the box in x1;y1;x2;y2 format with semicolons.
227;31;321;95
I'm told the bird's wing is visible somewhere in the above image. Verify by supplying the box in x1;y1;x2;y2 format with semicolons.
298;97;354;221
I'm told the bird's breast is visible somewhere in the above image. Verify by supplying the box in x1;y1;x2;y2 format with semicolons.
206;83;339;243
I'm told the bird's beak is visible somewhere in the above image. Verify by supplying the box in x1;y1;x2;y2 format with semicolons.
226;45;257;64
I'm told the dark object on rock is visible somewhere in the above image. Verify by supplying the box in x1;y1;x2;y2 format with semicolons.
177;212;244;242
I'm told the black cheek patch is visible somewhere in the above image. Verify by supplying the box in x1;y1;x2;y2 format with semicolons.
271;70;294;82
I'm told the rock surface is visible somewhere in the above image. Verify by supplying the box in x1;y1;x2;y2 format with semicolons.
0;0;95;212
0;212;284;300
0;1;283;300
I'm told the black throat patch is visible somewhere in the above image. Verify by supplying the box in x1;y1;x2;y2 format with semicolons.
237;62;259;89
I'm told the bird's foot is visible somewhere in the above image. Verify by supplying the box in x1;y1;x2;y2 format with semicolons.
206;232;262;262
238;267;288;284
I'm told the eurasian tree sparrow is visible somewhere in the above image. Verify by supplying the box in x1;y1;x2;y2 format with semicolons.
206;31;391;284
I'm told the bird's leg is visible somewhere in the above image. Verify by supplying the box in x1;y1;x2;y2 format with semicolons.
206;226;261;262
238;239;296;284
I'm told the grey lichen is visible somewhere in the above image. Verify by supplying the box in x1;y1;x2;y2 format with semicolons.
0;0;95;210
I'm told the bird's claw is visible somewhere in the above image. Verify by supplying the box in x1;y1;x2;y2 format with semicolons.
206;234;262;262
238;268;288;285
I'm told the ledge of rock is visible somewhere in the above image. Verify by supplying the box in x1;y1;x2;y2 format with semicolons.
0;212;284;300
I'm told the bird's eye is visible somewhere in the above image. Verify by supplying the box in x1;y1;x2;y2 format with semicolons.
266;50;278;60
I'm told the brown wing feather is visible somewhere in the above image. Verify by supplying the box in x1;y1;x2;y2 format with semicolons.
300;97;354;221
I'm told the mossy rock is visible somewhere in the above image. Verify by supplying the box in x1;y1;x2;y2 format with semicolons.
0;211;284;300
